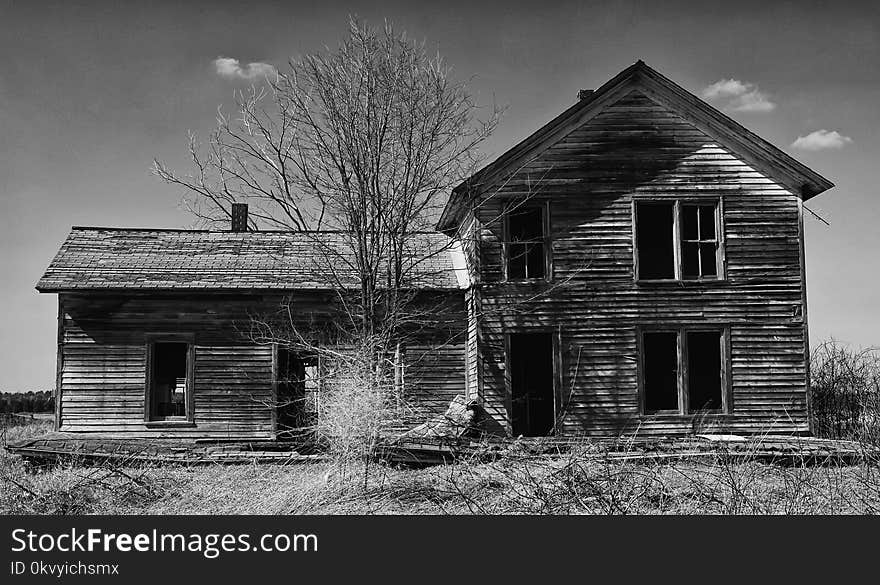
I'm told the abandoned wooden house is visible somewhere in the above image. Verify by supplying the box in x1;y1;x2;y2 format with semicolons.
37;60;834;441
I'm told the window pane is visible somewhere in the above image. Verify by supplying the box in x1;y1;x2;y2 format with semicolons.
682;205;699;240
508;207;543;241
643;332;679;413
687;332;723;412
700;243;717;277
682;241;700;278
636;202;675;279
303;361;320;422
507;243;527;279
526;243;545;279
699;205;716;239
152;342;188;418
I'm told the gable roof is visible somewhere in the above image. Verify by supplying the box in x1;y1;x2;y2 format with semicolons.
36;228;465;292
437;60;834;232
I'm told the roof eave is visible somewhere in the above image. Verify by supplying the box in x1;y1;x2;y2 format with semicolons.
36;285;467;294
436;61;645;233
634;64;836;200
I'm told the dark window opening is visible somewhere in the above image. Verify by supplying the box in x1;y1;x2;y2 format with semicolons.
277;348;320;439
149;342;189;420
636;202;675;279
506;206;546;280
641;329;726;415
509;333;555;436
687;331;723;412
643;332;679;412
635;200;721;280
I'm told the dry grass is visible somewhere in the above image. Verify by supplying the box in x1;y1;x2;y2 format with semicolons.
3;418;880;515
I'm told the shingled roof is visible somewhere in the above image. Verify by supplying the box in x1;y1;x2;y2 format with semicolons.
36;228;466;292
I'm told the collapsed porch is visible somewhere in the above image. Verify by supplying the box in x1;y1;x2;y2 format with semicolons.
6;430;877;467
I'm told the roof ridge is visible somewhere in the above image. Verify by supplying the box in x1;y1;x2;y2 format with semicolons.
37;227;462;292
70;226;446;235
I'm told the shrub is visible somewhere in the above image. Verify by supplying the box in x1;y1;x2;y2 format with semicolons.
810;340;880;444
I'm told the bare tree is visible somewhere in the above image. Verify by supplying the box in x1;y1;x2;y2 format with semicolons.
154;18;500;462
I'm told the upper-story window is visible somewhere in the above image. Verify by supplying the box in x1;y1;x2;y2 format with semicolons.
634;199;722;281
504;203;549;281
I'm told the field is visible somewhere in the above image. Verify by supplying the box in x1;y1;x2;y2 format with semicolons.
3;417;880;515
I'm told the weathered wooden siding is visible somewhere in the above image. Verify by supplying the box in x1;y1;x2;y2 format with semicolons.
402;343;467;427
57;294;277;438
56;291;467;438
465;289;480;401
469;90;809;437
457;217;482;402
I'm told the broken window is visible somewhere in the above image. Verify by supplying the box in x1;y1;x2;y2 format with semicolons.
635;203;675;279
505;205;547;280
641;328;726;414
687;331;723;411
148;341;190;420
643;332;679;412
635;200;721;280
681;204;719;278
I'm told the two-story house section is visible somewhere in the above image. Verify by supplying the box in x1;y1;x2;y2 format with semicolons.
437;60;834;438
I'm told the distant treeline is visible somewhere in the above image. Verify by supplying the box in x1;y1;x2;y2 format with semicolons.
0;391;54;413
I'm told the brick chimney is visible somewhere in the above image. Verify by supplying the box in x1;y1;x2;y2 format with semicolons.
231;203;248;232
578;89;594;101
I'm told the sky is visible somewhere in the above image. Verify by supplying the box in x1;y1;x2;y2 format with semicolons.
1;0;878;391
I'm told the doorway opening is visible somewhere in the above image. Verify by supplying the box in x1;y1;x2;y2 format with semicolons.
276;348;320;440
508;333;555;436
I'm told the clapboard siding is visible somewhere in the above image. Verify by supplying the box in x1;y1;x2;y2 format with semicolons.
401;343;467;427
55;291;467;438
465;289;480;401
466;90;810;437
457;217;482;402
57;294;276;438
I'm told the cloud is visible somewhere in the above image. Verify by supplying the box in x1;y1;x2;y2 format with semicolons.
791;129;853;151
701;79;750;100
701;78;776;112
213;57;276;80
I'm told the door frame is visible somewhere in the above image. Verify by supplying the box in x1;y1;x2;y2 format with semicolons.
504;328;562;436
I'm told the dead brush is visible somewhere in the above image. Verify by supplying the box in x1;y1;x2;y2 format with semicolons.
1;439;178;515
432;438;673;515
426;428;880;515
811;340;880;445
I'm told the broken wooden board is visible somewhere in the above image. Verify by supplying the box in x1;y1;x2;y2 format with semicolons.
3;433;327;465
377;434;880;467
5;432;877;467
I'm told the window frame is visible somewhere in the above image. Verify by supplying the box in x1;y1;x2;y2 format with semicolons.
637;325;731;416
144;333;195;426
632;197;726;283
502;200;552;282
